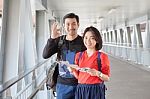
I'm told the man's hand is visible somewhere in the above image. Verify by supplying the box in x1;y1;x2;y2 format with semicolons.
51;22;61;39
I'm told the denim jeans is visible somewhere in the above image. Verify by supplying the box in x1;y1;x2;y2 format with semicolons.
56;83;76;99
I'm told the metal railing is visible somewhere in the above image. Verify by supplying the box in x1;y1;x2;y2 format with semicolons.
0;59;50;99
103;43;150;67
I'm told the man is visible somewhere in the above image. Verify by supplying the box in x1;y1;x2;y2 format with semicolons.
43;13;86;99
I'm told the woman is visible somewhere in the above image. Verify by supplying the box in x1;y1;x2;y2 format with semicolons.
69;26;110;99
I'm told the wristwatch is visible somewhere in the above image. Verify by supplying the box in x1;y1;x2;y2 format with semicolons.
98;71;103;78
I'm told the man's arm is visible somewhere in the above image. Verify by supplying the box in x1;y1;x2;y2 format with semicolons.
42;38;59;59
43;22;61;59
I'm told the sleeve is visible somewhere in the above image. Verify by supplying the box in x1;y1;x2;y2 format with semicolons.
101;52;111;77
42;38;59;59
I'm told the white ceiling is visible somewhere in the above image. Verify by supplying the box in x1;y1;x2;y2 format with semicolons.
47;0;150;30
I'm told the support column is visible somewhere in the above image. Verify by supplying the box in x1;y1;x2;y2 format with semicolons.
118;29;123;56
114;30;117;44
1;0;20;98
119;29;123;46
103;33;106;43
19;0;37;98
135;24;143;48
144;14;150;48
36;10;50;99
132;25;137;48
110;31;112;43
36;10;48;62
130;25;138;62
2;0;20;85
135;24;143;64
113;30;117;56
107;32;109;43
116;29;120;56
126;27;132;47
125;27;132;60
142;14;150;66
22;0;36;83
0;0;6;86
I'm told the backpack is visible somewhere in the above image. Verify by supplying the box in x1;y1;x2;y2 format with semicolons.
46;35;65;96
46;62;58;91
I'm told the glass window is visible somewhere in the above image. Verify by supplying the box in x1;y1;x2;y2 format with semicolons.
140;23;146;46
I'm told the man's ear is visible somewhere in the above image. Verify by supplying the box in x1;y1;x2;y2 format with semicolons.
77;23;80;27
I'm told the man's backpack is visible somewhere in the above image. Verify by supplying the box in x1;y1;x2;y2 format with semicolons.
46;62;58;91
46;35;65;96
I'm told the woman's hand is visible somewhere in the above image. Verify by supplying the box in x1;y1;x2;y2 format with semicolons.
87;68;110;81
67;64;79;72
86;69;98;76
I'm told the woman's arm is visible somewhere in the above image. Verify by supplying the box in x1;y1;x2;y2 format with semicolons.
87;69;110;81
96;70;110;81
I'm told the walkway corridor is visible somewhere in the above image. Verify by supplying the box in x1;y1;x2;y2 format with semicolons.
106;55;150;99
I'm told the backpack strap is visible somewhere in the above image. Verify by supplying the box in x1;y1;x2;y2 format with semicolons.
97;52;105;86
97;52;101;72
57;35;66;60
58;35;66;49
77;52;83;65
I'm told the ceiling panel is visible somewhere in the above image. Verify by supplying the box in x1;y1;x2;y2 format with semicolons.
47;0;150;29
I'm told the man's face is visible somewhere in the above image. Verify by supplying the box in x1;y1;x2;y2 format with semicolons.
63;18;79;36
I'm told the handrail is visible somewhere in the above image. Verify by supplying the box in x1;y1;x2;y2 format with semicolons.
27;78;47;99
103;43;150;50
0;59;50;93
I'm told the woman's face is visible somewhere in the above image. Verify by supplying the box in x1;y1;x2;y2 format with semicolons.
83;31;96;50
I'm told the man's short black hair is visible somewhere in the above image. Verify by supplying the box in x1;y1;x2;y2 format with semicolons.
63;13;79;23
